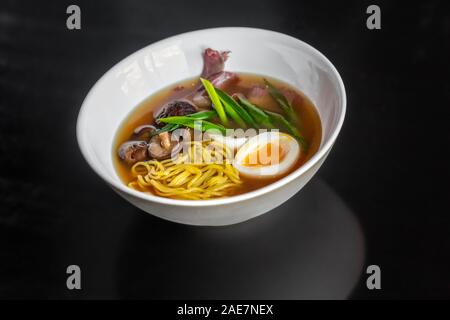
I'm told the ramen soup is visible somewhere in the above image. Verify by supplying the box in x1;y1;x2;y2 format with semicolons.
114;48;322;200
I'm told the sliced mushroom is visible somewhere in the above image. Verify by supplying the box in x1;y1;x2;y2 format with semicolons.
159;131;171;149
171;127;191;142
133;124;156;136
154;100;197;128
148;133;182;160
192;93;211;108
118;141;148;164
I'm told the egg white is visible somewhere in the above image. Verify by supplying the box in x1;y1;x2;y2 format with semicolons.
233;132;300;178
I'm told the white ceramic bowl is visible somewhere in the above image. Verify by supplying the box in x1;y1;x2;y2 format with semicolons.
77;27;346;226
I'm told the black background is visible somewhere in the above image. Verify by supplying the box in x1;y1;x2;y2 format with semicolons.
1;0;449;299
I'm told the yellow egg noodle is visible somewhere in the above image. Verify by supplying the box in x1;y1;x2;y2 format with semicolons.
128;140;242;200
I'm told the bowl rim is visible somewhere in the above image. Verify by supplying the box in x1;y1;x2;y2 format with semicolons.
77;27;346;207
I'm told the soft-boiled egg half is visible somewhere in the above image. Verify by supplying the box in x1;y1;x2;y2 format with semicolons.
233;132;300;178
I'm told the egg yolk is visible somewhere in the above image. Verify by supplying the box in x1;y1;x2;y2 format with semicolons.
242;142;287;167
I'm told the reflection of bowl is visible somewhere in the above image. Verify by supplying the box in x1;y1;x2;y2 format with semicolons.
115;179;364;299
77;27;346;226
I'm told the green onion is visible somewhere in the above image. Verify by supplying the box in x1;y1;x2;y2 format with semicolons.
237;95;274;129
152;111;217;136
265;110;308;149
216;88;250;128
186;110;218;120
216;89;257;129
200;78;228;126
264;79;297;124
159;116;226;135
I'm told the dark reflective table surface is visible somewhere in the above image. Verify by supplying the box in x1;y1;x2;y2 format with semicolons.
0;0;449;299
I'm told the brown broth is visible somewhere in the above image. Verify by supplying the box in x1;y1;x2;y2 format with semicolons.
113;73;322;197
